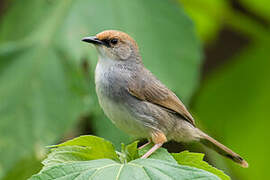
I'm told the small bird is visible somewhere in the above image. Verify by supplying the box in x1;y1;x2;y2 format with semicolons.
82;30;248;167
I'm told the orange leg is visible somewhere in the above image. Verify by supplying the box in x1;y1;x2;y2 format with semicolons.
140;131;167;159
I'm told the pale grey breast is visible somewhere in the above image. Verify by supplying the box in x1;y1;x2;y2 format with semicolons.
95;58;153;137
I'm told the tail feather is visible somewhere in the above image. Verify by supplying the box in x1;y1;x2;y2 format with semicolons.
197;129;248;168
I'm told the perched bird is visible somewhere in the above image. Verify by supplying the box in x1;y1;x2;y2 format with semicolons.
82;30;248;167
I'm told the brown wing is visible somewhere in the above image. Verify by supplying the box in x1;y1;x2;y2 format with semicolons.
128;69;195;126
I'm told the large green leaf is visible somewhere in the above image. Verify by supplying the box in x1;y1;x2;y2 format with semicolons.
193;39;270;179
32;136;226;179
0;0;202;177
30;158;219;180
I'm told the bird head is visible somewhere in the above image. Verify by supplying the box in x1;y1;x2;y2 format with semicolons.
82;30;140;61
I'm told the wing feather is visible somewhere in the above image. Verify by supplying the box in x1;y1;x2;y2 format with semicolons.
128;69;195;126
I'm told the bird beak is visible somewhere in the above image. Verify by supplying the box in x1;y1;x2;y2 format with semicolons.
81;36;103;45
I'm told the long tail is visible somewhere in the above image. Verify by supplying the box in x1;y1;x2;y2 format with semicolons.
197;129;248;168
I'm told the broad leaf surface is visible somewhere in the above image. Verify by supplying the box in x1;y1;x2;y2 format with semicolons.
31;136;224;179
30;159;219;180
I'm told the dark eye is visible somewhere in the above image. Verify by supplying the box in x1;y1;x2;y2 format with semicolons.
110;38;118;45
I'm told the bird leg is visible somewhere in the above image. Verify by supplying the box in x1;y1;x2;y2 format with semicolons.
141;143;163;158
140;131;167;159
138;139;151;149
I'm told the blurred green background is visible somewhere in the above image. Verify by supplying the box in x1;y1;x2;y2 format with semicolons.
0;0;269;179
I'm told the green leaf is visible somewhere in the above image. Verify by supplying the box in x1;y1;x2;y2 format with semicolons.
46;135;118;165
119;141;139;163
0;0;202;177
43;146;94;168
30;158;220;180
172;151;230;180
30;137;225;179
138;143;177;164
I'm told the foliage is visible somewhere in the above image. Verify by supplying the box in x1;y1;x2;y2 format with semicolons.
30;135;227;180
119;141;140;163
172;151;230;180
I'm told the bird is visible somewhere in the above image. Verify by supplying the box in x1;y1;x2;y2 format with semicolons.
81;30;248;168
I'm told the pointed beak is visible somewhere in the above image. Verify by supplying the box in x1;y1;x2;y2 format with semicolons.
81;36;103;45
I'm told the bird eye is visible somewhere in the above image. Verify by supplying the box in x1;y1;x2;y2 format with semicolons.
110;38;118;45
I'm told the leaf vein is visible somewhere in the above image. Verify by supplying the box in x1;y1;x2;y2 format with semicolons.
116;164;124;180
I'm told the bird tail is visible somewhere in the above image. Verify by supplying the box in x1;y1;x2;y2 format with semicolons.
197;128;248;168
